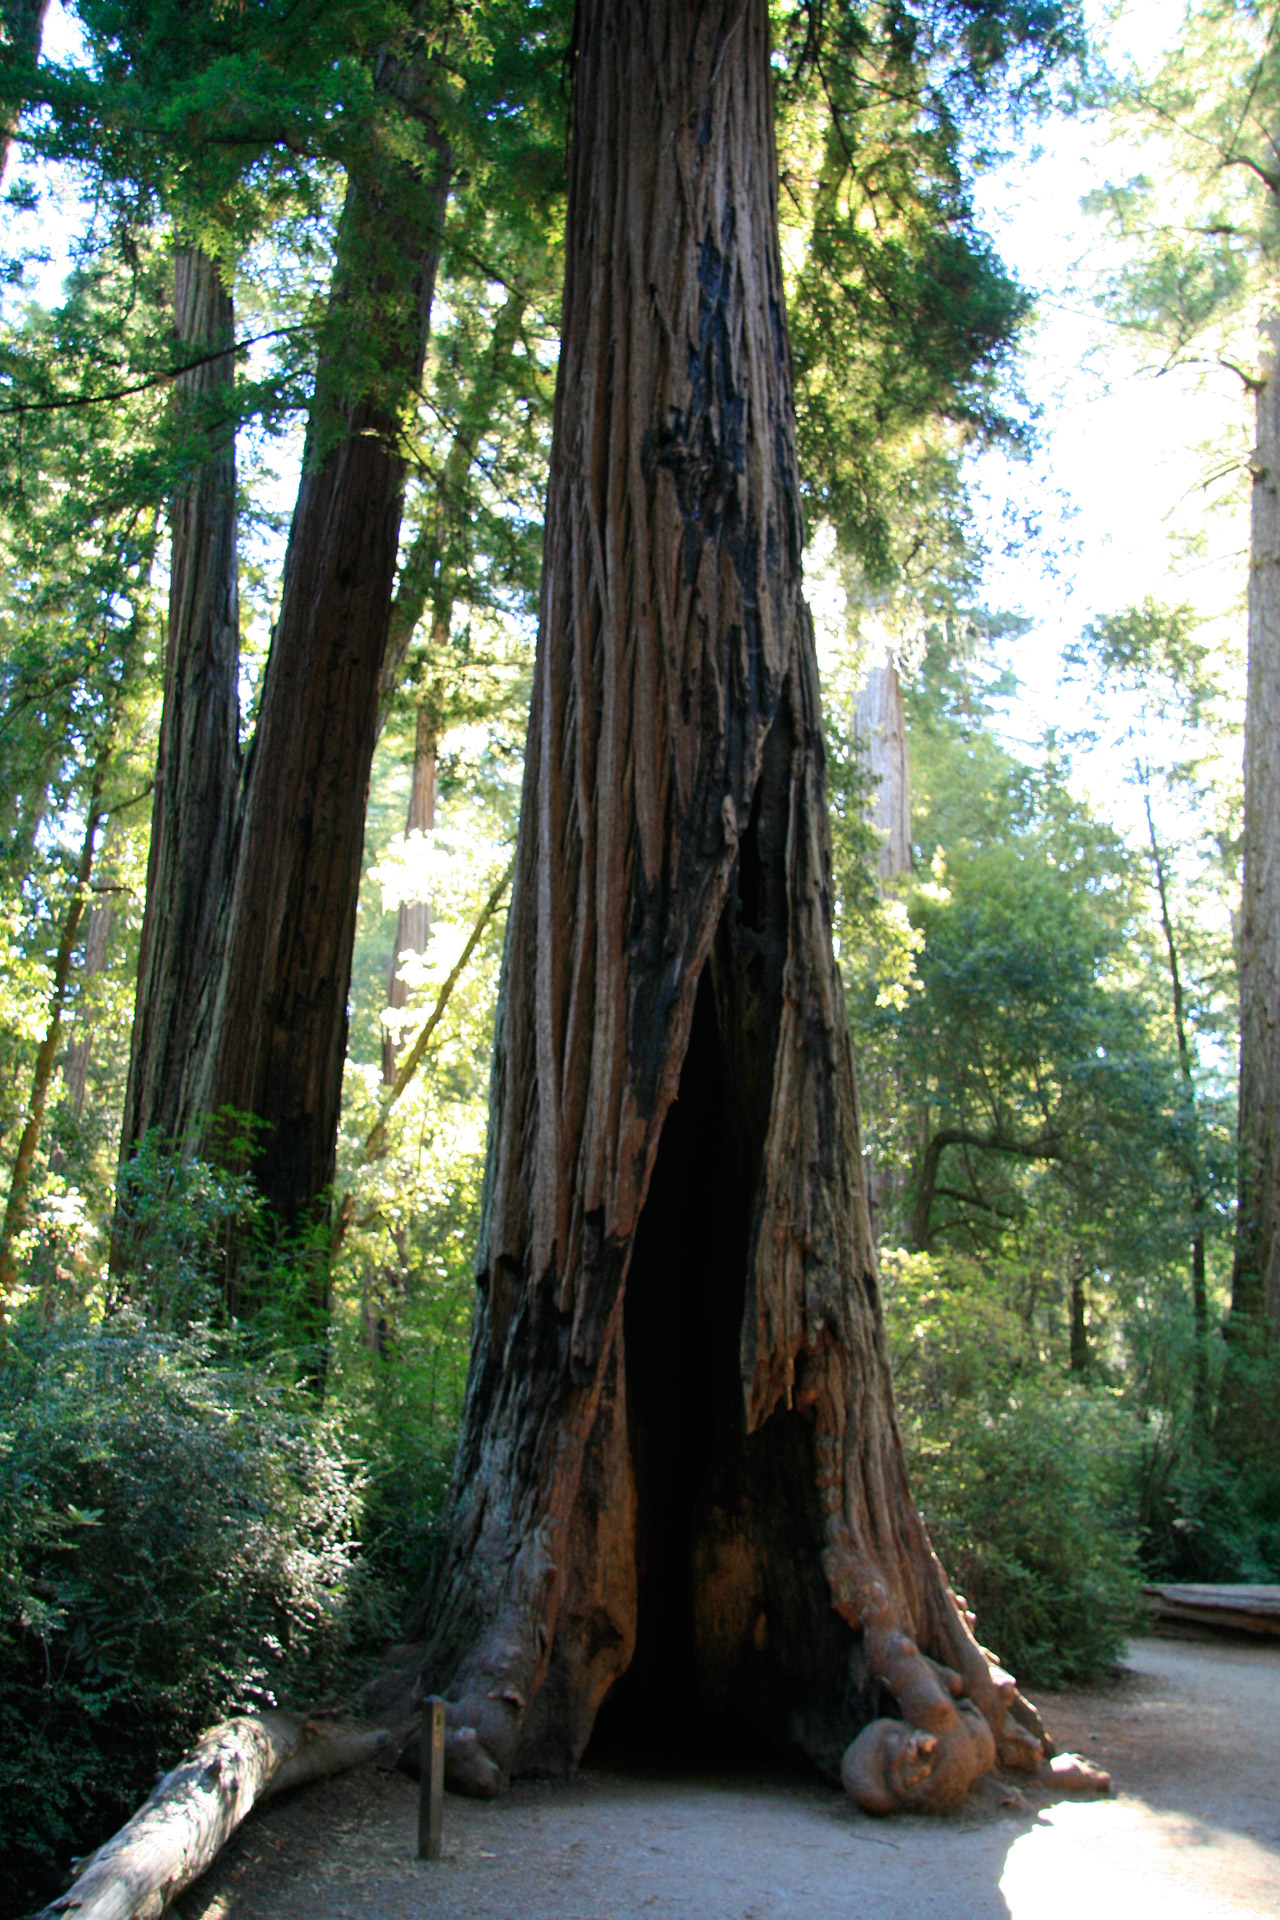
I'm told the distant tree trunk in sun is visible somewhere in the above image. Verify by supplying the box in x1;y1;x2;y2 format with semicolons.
399;0;1048;1815
1233;310;1280;1345
382;701;438;1086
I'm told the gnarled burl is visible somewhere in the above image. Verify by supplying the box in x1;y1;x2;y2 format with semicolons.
398;0;1048;1814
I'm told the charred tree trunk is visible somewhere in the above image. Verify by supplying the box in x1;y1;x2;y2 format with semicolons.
1232;310;1280;1343
398;0;1047;1816
382;701;438;1085
119;246;241;1162
182;37;450;1292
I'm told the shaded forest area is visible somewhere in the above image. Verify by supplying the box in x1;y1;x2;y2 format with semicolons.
1;0;1279;1910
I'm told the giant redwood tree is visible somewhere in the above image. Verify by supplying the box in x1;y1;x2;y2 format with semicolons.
399;0;1052;1814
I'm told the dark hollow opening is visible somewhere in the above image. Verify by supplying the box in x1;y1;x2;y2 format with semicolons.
590;685;875;1779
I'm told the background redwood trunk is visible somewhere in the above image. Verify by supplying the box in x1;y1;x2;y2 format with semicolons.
1233;310;1280;1340
402;0;1029;1810
120;245;241;1160
183;48;450;1286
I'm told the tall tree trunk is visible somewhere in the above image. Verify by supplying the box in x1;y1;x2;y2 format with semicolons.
0;753;107;1328
179;34;450;1300
382;698;438;1085
393;0;1045;1815
0;0;49;178
119;246;241;1162
1232;310;1280;1340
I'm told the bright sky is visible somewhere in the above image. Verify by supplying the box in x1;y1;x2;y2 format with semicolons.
964;0;1248;836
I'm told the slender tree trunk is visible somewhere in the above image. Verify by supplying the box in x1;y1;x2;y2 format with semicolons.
179;35;450;1301
1068;1251;1089;1373
378;284;527;721
391;0;1045;1815
382;699;438;1084
1143;786;1210;1427
0;0;49;179
1233;311;1280;1340
0;755;107;1327
119;247;241;1164
62;889;114;1111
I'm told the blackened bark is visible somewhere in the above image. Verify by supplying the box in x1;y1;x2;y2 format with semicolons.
120;246;240;1161
1233;311;1280;1341
395;0;1044;1815
184;41;450;1272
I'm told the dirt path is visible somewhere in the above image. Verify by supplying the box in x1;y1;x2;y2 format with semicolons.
177;1635;1280;1920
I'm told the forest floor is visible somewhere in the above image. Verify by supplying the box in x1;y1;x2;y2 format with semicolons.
176;1633;1280;1920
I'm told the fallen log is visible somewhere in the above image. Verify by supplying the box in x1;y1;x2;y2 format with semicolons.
1143;1583;1280;1638
38;1711;391;1920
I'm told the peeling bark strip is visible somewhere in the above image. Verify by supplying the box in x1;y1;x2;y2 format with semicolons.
120;246;241;1164
407;0;1044;1813
37;1714;390;1920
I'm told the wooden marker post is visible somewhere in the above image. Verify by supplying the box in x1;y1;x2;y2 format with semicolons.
418;1695;445;1860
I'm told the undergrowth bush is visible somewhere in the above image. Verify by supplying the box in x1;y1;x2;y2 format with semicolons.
882;1248;1143;1689
0;1317;391;1917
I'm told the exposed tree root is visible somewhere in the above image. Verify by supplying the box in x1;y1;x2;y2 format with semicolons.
37;1713;390;1920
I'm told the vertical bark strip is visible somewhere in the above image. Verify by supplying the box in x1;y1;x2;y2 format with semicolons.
185;40;450;1266
407;0;1036;1812
1234;311;1280;1339
120;246;241;1161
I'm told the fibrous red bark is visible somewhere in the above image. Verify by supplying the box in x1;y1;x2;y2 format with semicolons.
400;0;1045;1813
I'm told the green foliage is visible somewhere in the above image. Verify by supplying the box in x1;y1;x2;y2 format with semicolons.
883;1247;1143;1687
0;1313;389;1915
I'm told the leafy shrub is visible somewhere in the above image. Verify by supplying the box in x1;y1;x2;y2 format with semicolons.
0;1318;391;1917
910;1386;1143;1688
882;1248;1143;1688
